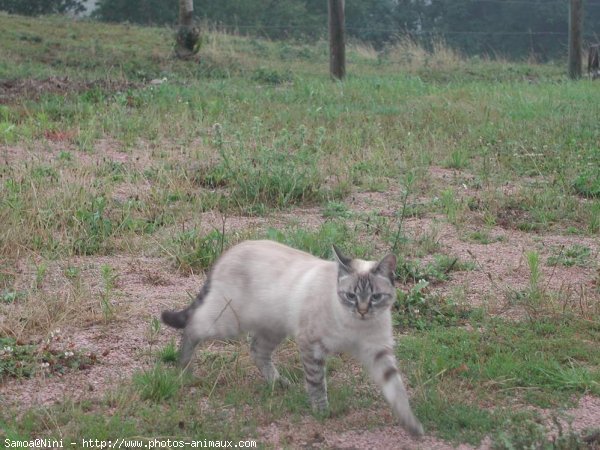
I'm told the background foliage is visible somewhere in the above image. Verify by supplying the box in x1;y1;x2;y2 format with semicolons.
93;0;600;60
2;0;599;59
0;0;84;15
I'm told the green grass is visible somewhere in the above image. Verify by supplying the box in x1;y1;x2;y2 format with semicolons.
399;317;600;444
547;244;592;267
265;221;372;260
0;12;599;450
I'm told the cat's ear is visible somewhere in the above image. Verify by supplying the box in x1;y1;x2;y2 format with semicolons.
332;244;353;277
372;254;396;283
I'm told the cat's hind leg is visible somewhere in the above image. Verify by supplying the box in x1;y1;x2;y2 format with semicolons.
250;333;289;386
178;297;243;373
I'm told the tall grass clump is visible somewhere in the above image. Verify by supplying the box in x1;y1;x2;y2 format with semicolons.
209;124;324;212
265;221;372;260
384;37;464;71
170;228;227;274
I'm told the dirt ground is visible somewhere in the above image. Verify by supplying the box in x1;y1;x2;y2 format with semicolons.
1;141;599;449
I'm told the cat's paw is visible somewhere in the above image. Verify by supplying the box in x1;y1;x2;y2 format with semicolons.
400;415;424;438
276;376;291;388
310;399;330;417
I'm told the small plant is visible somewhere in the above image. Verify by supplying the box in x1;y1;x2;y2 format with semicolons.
394;281;471;330
172;228;226;274
64;265;80;279
527;250;542;298
391;172;415;254
265;221;369;260
0;336;96;380
439;189;465;225
147;317;161;345
547;244;591;267
508;251;547;318
572;169;600;199
322;201;350;219
211;127;323;211
34;261;48;290
71;196;113;255
158;340;178;364
100;264;117;322
466;229;505;245
1;290;23;304
133;365;182;402
251;67;293;84
395;254;474;284
443;148;469;169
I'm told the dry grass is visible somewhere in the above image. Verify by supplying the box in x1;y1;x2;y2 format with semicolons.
385;37;464;70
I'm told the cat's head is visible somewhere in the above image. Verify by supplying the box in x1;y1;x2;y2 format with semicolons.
332;245;397;320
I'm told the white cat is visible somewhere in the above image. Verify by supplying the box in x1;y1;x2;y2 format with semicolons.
162;240;423;436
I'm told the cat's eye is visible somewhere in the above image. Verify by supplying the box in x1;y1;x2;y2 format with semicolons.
371;293;383;302
345;292;357;302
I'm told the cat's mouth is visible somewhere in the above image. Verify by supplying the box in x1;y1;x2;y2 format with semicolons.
356;309;371;319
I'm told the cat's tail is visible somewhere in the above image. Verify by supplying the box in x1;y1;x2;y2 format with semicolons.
161;273;212;329
161;308;190;329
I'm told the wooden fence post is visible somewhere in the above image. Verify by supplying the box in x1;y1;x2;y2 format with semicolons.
568;0;583;79
328;0;345;80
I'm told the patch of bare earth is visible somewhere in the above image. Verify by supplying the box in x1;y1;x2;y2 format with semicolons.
1;255;203;410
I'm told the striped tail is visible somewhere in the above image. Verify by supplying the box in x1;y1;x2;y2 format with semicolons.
161;273;211;329
161;309;189;329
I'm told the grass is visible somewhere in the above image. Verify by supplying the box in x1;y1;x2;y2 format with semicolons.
0;11;599;450
398;317;600;444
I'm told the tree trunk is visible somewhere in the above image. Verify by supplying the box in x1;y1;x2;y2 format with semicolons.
179;0;193;28
176;0;199;59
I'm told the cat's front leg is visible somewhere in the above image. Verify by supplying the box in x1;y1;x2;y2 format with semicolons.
361;345;424;437
299;341;329;412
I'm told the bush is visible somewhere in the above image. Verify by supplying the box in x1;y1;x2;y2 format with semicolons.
0;0;84;15
94;0;177;25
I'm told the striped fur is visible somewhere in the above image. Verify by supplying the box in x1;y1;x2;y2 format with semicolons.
160;240;423;436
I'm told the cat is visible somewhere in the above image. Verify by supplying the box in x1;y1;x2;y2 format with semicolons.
161;240;424;436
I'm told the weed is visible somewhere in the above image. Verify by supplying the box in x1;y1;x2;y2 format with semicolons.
0;336;96;380
396;254;474;284
251;67;293;84
394;280;473;330
589;202;600;234
467;229;504;245
265;221;370;260
147;317;161;345
0;289;24;304
215;136;323;211
494;416;599;449
547;244;591;267
158;340;178;364
322;201;351;219
572;168;600;199
100;264;117;322
71;196;113;256
171;228;227;274
133;365;182;402
439;189;466;225
391;172;415;254
443;148;470;170
33;262;48;290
